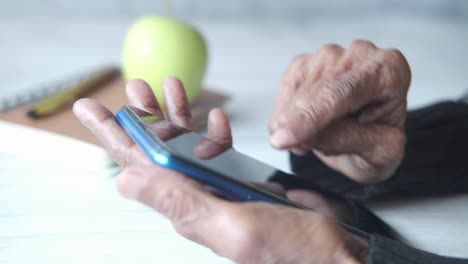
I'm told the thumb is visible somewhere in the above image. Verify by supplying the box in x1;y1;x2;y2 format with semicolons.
270;73;373;149
313;120;405;183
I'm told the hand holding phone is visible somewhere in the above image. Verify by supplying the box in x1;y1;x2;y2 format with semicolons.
73;78;371;263
116;105;369;240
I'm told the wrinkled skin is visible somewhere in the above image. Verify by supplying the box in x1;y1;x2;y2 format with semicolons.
269;40;411;183
74;77;367;264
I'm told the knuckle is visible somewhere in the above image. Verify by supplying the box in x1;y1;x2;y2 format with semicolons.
174;103;192;118
115;169;139;198
154;186;185;218
115;144;141;168
281;54;310;90
295;98;321;125
155;182;204;225
118;153;134;168
215;205;268;263
230;221;260;261
324;75;356;102
173;215;203;243
92;108;114;124
381;48;406;65
350;39;377;50
312;75;361;117
138;96;158;110
380;49;412;90
289;53;310;68
320;43;343;55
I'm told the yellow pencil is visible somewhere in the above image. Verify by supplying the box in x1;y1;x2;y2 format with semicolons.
27;67;120;118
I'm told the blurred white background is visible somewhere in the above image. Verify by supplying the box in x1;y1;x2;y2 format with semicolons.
1;0;467;109
2;0;468;19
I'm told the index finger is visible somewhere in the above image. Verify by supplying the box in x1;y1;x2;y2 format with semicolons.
125;79;164;117
163;77;194;130
270;69;377;149
269;53;311;134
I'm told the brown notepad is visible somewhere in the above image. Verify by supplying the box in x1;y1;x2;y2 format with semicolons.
0;77;229;146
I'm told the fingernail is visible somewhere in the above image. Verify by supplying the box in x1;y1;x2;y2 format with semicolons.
291;148;308;156
116;169;149;199
271;129;294;149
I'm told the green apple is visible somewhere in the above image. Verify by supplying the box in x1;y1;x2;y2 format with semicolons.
121;16;207;107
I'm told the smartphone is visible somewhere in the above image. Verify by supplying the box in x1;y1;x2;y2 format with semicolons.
116;106;368;240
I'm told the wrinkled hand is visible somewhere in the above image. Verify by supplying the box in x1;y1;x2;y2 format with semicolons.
73;77;367;263
116;166;367;263
269;40;411;183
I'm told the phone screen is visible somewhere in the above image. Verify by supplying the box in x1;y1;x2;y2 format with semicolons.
127;107;279;184
153;121;279;183
118;106;371;240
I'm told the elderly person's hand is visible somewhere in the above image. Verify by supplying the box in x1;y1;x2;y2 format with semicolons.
269;40;411;183
73;78;368;263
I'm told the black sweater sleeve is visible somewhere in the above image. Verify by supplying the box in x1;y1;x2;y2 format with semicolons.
289;101;468;202
284;101;468;263
368;234;468;264
270;170;468;263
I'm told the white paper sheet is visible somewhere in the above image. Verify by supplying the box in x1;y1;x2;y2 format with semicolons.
0;121;231;263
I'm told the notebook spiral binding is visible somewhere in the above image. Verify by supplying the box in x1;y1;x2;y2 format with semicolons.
0;71;94;112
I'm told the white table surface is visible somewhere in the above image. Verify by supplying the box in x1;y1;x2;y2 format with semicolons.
1;14;468;260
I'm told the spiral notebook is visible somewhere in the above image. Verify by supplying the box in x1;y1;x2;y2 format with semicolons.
0;68;230;146
0;68;109;112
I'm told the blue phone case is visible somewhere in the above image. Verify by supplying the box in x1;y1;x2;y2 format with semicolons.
116;106;369;240
115;106;302;206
